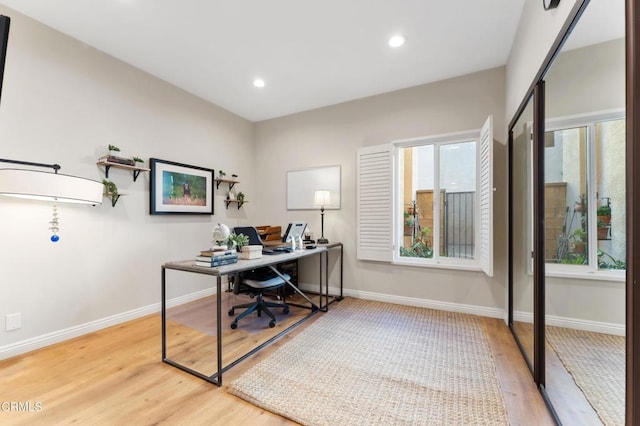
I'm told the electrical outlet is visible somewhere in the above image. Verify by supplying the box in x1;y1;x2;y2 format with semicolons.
6;312;21;331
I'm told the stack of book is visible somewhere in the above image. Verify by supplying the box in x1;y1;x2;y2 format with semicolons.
195;249;238;267
99;155;136;166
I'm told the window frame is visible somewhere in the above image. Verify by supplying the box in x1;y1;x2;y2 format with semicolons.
532;109;626;281
392;130;481;270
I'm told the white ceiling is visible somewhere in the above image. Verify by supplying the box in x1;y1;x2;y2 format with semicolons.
0;0;527;122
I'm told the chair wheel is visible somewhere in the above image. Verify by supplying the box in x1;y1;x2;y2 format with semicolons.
269;320;276;328
230;322;238;329
283;307;290;314
228;309;235;316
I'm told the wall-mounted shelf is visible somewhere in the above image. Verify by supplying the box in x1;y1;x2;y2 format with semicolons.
104;192;126;207
225;199;247;210
97;159;149;182
215;178;239;190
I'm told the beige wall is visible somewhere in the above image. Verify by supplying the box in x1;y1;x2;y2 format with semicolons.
506;0;581;121
1;0;603;357
253;67;508;317
0;6;254;353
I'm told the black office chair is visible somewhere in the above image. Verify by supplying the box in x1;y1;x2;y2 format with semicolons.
228;226;290;329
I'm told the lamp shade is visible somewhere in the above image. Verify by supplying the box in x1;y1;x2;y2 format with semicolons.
0;168;103;205
313;190;331;207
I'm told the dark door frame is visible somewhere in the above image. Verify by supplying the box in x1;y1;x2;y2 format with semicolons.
508;0;639;423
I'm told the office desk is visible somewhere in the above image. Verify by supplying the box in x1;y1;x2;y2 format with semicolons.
161;243;343;385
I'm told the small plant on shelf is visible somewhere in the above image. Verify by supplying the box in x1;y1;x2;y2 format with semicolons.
133;156;144;164
218;170;226;178
236;192;245;203
102;179;118;197
108;144;121;154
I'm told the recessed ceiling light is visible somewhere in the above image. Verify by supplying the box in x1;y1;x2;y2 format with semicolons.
253;78;265;88
388;34;406;48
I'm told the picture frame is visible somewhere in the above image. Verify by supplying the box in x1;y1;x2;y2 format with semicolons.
150;158;214;215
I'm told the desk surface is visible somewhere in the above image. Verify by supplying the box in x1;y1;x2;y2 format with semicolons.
164;245;331;276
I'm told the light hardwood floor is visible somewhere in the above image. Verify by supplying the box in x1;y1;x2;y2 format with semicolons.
0;297;554;425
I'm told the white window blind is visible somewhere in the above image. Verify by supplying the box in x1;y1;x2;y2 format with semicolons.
478;116;494;276
356;144;393;262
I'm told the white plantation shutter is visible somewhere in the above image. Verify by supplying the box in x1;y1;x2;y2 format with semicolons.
357;144;393;262
478;116;494;276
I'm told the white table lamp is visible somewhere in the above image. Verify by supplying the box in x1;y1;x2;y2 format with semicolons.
313;190;331;244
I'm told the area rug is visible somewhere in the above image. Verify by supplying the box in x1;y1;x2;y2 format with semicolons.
546;326;624;426
228;298;508;425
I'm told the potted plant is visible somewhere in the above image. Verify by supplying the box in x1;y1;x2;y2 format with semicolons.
597;219;610;240
102;179;118;197
571;228;587;254
133;156;144;164
236;192;245;203
228;232;249;252
218;170;226;179
108;144;121;156
597;204;611;225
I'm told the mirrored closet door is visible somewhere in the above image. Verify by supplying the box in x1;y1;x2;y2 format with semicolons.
542;0;626;423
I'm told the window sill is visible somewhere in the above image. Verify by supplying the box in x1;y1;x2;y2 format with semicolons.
393;257;482;272
544;266;625;282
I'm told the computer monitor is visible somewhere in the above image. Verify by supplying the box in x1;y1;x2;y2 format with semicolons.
282;222;307;243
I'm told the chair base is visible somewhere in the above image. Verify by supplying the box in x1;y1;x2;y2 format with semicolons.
228;293;290;329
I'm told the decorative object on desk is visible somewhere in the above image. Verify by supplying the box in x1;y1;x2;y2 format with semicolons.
228;231;249;252
240;244;263;259
195;250;238;267
212;222;231;250
149;158;214;215
313;189;331;244
228;298;508;425
0;158;103;241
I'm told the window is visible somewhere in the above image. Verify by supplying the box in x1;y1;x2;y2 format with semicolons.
357;116;493;276
541;111;626;277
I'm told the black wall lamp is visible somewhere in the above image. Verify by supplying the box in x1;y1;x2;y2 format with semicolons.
543;0;561;10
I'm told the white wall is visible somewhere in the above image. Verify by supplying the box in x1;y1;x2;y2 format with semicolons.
253;67;508;317
505;0;581;121
0;7;255;355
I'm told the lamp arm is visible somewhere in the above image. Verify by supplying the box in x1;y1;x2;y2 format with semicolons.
0;158;61;173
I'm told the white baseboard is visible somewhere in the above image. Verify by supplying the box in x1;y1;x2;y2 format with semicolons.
546;314;625;336
513;310;624;336
0;288;215;361
299;283;505;319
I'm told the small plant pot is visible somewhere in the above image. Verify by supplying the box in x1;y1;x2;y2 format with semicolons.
597;227;609;240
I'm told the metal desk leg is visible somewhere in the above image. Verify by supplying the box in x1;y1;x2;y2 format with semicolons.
268;265;319;311
216;275;222;383
161;266;166;360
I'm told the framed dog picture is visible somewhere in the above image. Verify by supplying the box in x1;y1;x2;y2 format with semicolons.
150;158;214;215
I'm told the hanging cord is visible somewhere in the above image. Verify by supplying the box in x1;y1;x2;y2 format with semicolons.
49;204;60;242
